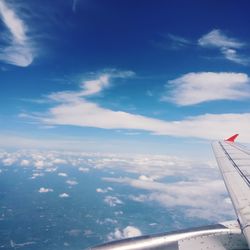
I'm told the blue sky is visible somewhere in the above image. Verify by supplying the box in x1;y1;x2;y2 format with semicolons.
1;0;250;158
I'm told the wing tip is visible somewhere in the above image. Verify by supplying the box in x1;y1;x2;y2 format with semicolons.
225;134;239;142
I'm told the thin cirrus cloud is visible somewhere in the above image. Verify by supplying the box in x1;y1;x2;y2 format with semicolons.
198;29;248;65
163;72;250;106
154;33;192;50
0;0;35;67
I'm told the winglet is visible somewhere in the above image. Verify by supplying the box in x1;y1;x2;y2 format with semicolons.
225;134;239;142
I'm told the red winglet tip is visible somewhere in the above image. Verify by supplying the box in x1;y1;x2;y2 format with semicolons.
225;134;239;142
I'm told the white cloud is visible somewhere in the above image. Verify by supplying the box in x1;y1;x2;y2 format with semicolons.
58;172;68;177
138;175;154;181
2;157;16;166
107;226;142;241
66;180;78;185
41;99;250;141
34;160;45;168
104;196;123;207
52;158;67;165
80;74;110;96
129;194;148;202
163;72;250;105
20;159;30;166
96;187;113;193
0;0;35;67
198;29;247;65
96;218;118;225
59;193;69;198
38;187;53;193
96;188;105;193
122;226;142;238
78;167;89;172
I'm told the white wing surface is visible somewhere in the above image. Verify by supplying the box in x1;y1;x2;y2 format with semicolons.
212;134;250;248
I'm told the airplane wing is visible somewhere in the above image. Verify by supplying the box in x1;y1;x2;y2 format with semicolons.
90;221;247;250
89;135;250;250
212;134;250;248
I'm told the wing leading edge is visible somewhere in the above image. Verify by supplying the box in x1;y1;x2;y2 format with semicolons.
212;134;250;248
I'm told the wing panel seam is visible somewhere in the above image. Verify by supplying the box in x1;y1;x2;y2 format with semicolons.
219;141;250;187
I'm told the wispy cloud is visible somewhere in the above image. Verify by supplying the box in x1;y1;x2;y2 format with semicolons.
72;0;78;12
152;33;192;50
0;0;36;67
167;34;192;49
198;29;244;49
163;72;250;105
221;48;248;65
48;69;134;102
198;29;248;65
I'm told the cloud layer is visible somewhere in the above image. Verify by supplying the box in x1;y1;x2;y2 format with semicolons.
0;149;235;221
